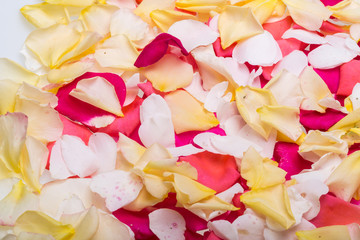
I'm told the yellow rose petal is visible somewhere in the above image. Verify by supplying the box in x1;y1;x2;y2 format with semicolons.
241;147;286;189
0;58;39;85
326;150;360;202
329;0;360;23
44;0;98;7
258;105;303;142
218;6;264;49
15;211;75;240
134;0;176;24
142;54;193;92
175;0;228;13
150;9;197;32
296;225;351;240
21;3;69;28
235;0;279;24
240;184;296;229
0;80;19;115
165;90;219;134
235;86;276;139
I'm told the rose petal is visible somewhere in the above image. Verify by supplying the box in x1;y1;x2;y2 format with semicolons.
233;30;282;67
282;28;327;44
150;9;197;32
149;209;186;240
337;59;360;96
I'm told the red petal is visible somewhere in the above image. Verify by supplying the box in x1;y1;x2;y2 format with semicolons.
337;60;360;96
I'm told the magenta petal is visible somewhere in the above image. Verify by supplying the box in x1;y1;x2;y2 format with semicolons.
273;142;312;180
300;109;346;131
56;72;126;127
314;67;340;94
113;208;155;239
320;0;343;6
134;33;189;68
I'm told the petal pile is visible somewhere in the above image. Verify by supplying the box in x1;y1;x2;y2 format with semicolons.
2;0;360;239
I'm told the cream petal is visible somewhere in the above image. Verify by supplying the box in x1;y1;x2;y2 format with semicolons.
149;209;186;240
110;8;149;41
90;170;143;212
0;58;39;85
80;5;118;36
233;30;282;66
204;81;229;113
282;0;331;31
150;9;197;32
17;83;58;108
0;80;19;115
168;19;219;52
208;220;238;240
70;76;123;117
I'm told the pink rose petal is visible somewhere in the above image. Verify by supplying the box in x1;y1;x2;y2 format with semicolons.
337;59;360;96
300;109;346;131
134;33;189;68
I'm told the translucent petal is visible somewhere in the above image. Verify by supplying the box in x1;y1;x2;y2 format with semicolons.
164;90;219;134
20;3;69;28
0;58;39;85
149;209;186;240
0;80;19;115
14;211;75;240
218;6;264;49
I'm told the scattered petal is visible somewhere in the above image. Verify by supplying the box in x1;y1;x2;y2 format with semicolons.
149;209;186;240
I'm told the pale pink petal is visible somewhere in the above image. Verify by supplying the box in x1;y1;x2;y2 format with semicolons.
168;20;219;52
149;208;186;240
90;170;143;212
60;135;99;178
138;94;175;148
49;140;74;180
184;72;208;103
167;144;204;157
208;220;238;240
233;31;282;66
282;28;327;44
204;82;230;112
124;73;140;107
231;209;266;239
88;132;117;174
271;50;308;77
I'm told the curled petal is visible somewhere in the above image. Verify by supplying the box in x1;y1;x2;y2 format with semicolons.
282;28;327;44
134;33;188;68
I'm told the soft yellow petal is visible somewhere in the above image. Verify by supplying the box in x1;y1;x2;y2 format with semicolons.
218;6;264;49
326;150;360;201
0;80;19;115
47;59;94;84
92;211;135;240
16;83;58;108
175;0;228;13
282;0;332;31
0;113;28;174
14;211;75;240
20;137;48;193
69;76;123;116
300;67;333;113
235;0;279;24
134;0;176;24
296;225;351;240
164;90;219;134
0;58;39;85
150;9;197;32
124;188;164;211
94;34;139;70
60;207;99;240
20;3;69;28
25;24;81;68
43;0;99;7
241;147;286;189
329;108;360;132
133;170;172;199
142;54;193;92
299;130;348;162
80;4;118;36
117;133;146;166
258;105;303;142
235;86;276;139
329;0;360;23
14;99;63;143
172;173;216;204
240;184;296;229
135;143;172;170
0;180;39;225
